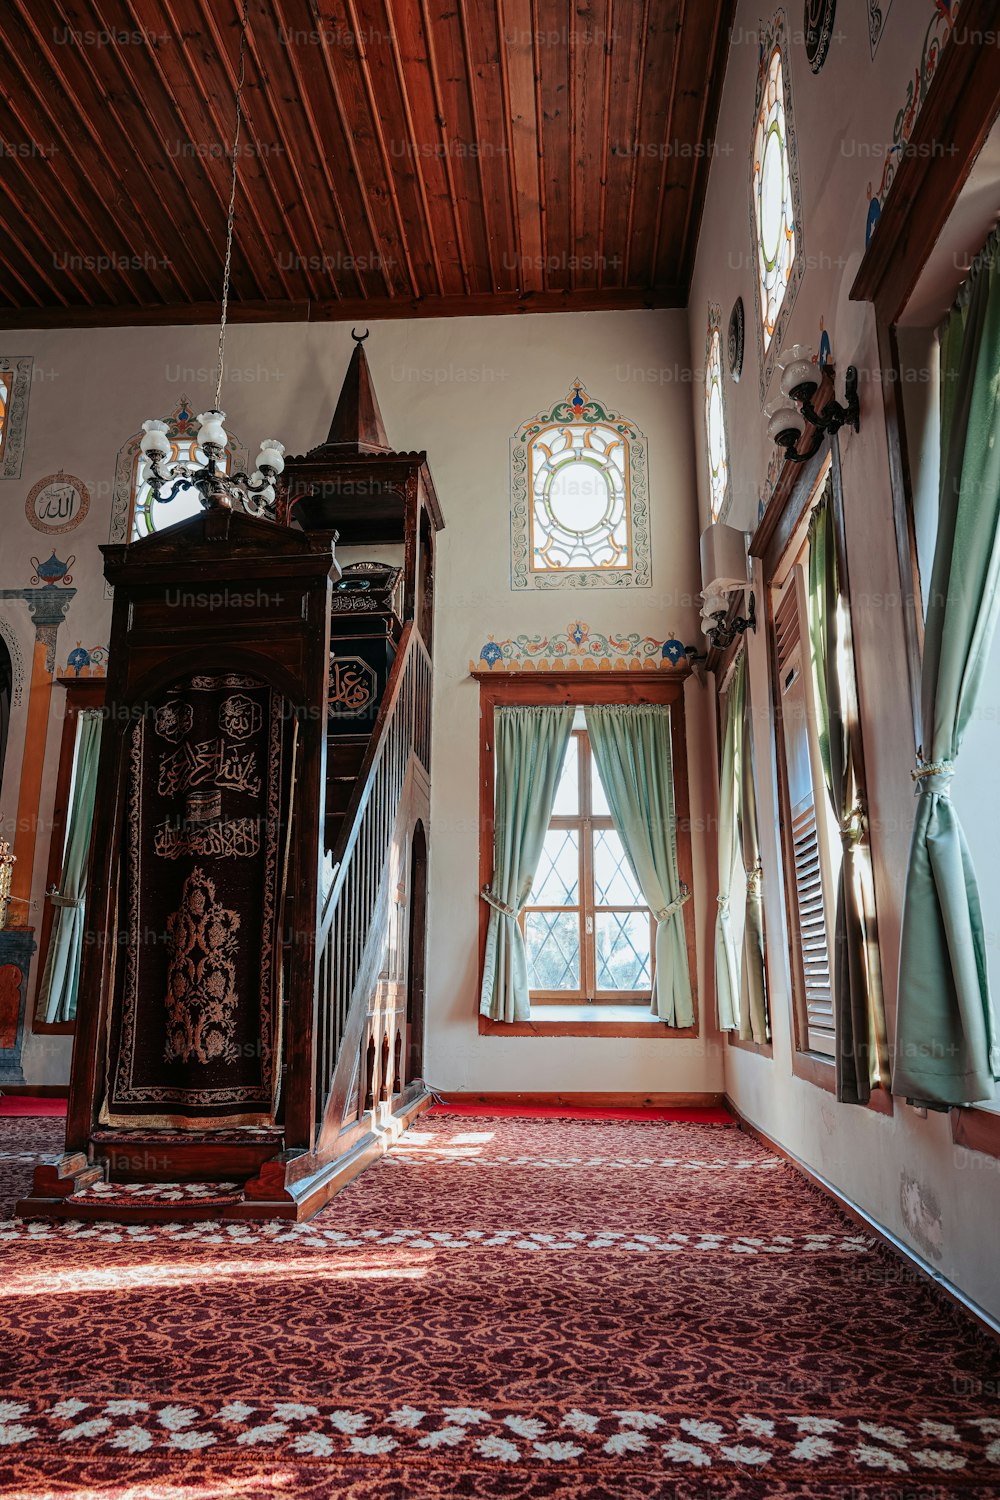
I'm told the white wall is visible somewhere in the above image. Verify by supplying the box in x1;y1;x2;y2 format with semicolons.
687;0;1000;1319
0;310;723;1098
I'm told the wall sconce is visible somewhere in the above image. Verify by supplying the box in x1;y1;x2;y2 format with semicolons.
699;522;757;651
767;344;861;463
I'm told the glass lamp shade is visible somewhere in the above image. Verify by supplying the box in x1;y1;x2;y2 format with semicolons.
779;344;818;400
196;409;228;448
255;440;285;475
766;403;805;446
140;419;171;458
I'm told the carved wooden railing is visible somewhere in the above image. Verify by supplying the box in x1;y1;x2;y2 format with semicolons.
312;621;431;1145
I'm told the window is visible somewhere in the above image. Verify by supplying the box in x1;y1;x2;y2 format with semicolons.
705;305;730;521
0;369;11;467
750;16;804;400
109;399;244;553
510;381;651;590
33;678;106;1034
523;727;654;1004
773;559;839;1057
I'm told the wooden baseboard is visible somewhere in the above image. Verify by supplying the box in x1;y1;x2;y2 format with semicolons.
435;1091;726;1108
727;1098;1000;1343
0;1084;69;1096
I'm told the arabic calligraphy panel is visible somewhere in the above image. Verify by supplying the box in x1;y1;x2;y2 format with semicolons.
25;472;90;535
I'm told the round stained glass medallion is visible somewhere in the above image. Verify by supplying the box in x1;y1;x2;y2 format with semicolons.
728;298;745;382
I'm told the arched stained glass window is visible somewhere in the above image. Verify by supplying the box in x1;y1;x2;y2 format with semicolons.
511;381;651;590
750;13;804;401
109;399;245;553
705;306;730;522
0;370;12;468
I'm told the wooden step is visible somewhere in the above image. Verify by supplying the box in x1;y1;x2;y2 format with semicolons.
326;735;369;778
91;1128;284;1184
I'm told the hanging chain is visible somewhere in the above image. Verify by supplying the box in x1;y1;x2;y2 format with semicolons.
214;0;250;413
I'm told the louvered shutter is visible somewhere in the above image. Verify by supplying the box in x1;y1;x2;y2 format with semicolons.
774;567;837;1056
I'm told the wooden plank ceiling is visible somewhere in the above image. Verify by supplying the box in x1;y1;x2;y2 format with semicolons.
0;0;736;326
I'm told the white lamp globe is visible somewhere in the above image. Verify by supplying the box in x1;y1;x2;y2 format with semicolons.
196;409;228;448
140;419;171;458
256;440;285;475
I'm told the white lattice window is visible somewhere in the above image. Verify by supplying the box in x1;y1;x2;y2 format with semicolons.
522;728;654;1003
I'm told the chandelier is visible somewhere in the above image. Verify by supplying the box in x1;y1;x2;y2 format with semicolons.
139;1;283;523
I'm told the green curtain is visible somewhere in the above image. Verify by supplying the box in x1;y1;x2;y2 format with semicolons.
40;709;103;1024
895;242;1000;1107
734;653;769;1043
479;705;574;1023
585;705;693;1026
806;496;888;1104
714;665;742;1031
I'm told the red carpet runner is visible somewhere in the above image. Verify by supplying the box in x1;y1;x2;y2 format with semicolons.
1;1111;999;1497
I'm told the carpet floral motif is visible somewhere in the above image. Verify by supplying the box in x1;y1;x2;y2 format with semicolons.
1;1112;998;1498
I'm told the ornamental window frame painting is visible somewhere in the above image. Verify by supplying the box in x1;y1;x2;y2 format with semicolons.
510;380;651;590
0;355;33;478
705;304;731;522
750;11;805;403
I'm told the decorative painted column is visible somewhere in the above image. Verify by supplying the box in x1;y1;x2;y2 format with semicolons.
0;562;77;910
0;561;75;1082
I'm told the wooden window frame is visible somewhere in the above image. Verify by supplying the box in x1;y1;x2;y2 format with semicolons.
850;1;999;1149
475;672;698;1038
523;727;656;1007
750;428;891;1115
32;677;106;1036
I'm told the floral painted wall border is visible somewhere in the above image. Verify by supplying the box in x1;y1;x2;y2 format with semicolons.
864;0;959;247
470;621;690;673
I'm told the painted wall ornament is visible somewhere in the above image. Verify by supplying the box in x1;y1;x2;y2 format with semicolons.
804;0;837;73
29;551;75;587
63;643;109;678
510;381;651;591
0;357;32;480
728;298;745;382
25;471;90;534
868;0;894;55
866;1;958;242
471;621;690;673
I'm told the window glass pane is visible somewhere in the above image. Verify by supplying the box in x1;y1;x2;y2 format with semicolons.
525;911;580;991
532;829;579;905
596;911;652;991
591;754;611;817
551;735;579;816
593;827;642;905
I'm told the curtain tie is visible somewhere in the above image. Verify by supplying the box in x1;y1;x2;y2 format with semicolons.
911;756;955;797
48;887;84;910
745;859;764;896
716;895;730;913
840;801;866;848
656;884;691;922
480;886;519;919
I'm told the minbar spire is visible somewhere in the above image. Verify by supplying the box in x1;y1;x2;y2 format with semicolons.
323;330;391;455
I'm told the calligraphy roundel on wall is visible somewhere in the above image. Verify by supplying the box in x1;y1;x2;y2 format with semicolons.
804;0;837;73
25;471;90;534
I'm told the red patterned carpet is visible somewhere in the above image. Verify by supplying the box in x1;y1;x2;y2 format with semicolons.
1;1111;999;1498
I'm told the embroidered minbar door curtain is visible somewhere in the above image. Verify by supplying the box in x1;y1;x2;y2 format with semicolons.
806;493;887;1104
896;236;1000;1108
585;705;693;1026
40;708;103;1023
714;663;743;1032
479;706;574;1023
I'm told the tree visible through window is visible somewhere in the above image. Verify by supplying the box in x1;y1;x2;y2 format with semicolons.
0;370;12;466
705;305;730;521
523;727;654;1003
750;14;803;400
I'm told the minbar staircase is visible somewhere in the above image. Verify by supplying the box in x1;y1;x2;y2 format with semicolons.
18;335;442;1226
